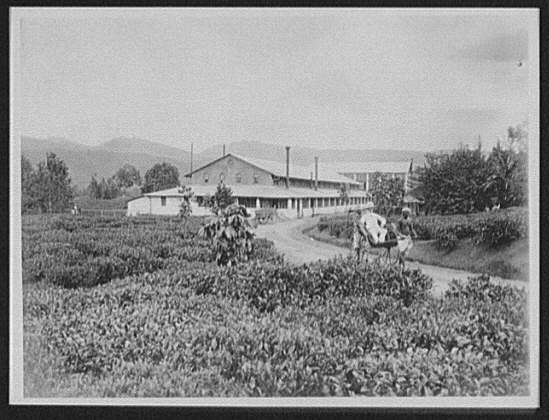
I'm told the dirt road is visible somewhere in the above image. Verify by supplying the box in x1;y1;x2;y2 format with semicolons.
255;217;527;296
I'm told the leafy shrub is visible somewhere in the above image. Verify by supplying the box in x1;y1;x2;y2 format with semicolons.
24;271;528;397
23;213;278;287
475;213;527;247
176;256;432;310
435;230;458;251
199;204;255;266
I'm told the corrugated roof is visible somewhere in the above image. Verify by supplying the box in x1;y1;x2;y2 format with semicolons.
322;161;412;174
145;185;366;199
185;152;359;185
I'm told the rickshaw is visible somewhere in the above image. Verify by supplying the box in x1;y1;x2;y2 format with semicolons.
347;209;401;264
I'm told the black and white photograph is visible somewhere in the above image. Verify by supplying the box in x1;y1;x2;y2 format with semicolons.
10;7;539;407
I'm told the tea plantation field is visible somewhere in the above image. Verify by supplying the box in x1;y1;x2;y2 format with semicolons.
22;214;529;397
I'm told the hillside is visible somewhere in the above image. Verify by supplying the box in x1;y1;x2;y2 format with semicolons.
21;136;190;188
98;137;191;162
21;136;427;188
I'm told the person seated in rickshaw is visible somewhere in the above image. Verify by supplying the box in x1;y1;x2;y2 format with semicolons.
395;206;418;269
352;201;388;260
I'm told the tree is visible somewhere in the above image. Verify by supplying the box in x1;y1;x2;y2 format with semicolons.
417;145;492;215
178;186;194;230
205;181;235;215
88;175;101;199
87;175;121;199
101;177;121;199
199;204;255;266
507;121;528;154
114;164;141;188
483;124;528;207
141;162;180;193
32;153;73;213
368;172;405;216
21;155;37;213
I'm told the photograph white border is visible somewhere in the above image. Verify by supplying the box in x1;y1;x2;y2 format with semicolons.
9;7;540;408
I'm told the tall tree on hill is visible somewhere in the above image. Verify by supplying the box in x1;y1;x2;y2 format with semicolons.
32;153;73;213
114;164;141;188
141;162;180;193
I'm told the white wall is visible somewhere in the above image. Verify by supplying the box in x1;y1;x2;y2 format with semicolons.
128;195;365;218
127;196;186;216
127;197;150;216
149;196;184;216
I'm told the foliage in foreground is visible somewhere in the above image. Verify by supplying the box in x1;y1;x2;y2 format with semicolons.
24;267;528;397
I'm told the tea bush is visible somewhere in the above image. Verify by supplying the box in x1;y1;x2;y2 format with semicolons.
22;213;529;397
22;214;281;287
165;256;432;311
24;270;528;397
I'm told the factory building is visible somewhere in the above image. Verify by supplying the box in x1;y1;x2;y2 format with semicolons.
127;148;368;218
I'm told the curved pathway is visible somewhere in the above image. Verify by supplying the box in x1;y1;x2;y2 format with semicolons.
255;217;527;297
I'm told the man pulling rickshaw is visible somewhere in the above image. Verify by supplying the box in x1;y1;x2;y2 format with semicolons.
352;201;417;268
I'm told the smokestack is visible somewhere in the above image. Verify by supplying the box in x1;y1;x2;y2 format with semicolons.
310;172;313;189
190;143;193;181
223;144;226;157
285;146;290;189
314;156;319;191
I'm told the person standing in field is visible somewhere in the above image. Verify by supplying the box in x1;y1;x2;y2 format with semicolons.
396;207;417;269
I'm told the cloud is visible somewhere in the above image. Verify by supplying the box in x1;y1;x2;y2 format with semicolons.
457;31;528;63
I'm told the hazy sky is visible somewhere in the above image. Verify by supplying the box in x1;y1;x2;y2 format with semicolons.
17;8;534;152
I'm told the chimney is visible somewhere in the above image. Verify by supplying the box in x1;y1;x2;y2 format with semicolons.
189;143;194;181
310;171;313;189
314;156;319;191
223;144;226;157
285;146;290;189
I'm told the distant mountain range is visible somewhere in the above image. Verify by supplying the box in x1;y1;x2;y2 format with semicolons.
21;136;427;188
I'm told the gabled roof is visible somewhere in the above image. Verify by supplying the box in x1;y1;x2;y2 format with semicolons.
185;152;359;185
322;160;413;174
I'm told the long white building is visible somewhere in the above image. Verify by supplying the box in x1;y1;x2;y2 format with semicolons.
127;150;368;218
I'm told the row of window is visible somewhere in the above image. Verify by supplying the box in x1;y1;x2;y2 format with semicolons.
203;172;260;184
257;196;368;209
163;196;367;208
